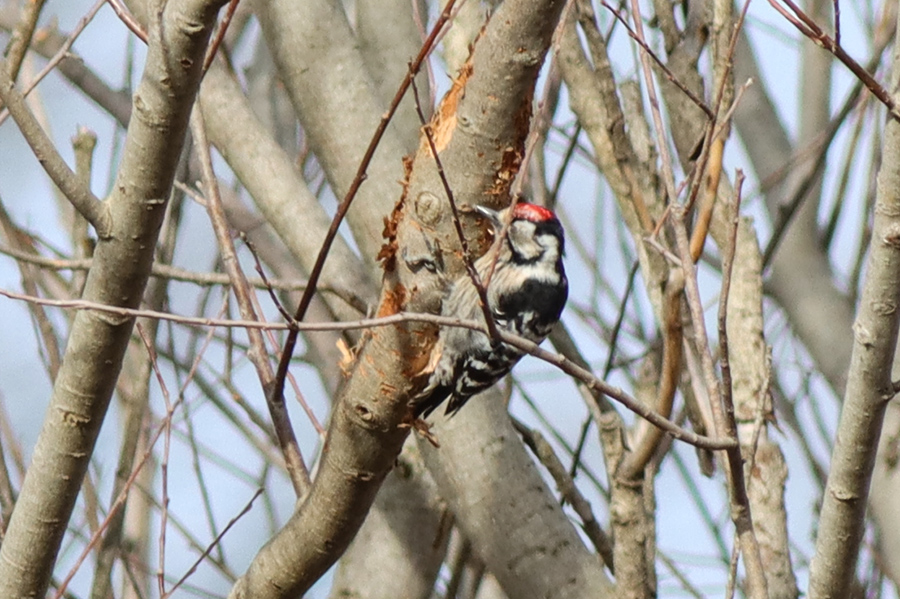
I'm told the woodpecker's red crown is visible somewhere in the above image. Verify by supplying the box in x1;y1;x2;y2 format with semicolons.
512;202;557;223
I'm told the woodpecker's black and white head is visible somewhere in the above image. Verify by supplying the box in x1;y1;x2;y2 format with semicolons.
415;202;568;419
476;202;565;275
475;203;567;338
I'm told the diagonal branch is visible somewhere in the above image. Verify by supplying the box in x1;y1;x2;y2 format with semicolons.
769;0;900;119
0;1;228;596
0;59;110;237
228;0;607;597
190;110;310;495
267;0;458;425
0;284;737;452
809;12;900;594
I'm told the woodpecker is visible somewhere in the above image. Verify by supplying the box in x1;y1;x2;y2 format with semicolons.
415;202;568;418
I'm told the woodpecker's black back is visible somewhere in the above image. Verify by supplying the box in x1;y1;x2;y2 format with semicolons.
415;202;568;418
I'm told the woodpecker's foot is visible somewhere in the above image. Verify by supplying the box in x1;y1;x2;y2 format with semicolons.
400;416;441;448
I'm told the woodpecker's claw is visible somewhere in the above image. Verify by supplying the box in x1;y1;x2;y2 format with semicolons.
399;415;441;448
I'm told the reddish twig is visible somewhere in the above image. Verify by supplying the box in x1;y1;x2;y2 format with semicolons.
163;488;264;598
269;0;461;412
833;0;841;46
768;0;899;119
105;0;148;43
244;235;295;323
410;77;501;344
202;0;240;73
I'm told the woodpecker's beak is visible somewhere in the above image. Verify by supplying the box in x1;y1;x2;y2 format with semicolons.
475;205;502;227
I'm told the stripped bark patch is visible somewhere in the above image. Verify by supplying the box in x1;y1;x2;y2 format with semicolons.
377;284;407;317
402;326;440;379
378;210;402;269
431;62;473;153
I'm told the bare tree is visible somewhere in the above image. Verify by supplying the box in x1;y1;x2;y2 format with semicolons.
0;1;899;598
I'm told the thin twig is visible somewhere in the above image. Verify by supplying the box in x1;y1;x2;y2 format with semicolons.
671;206;768;598
549;124;582;209
599;2;714;120
244;235;294;323
51;351;185;599
0;58;110;236
190;110;310;496
833;0;841;46
725;532;741;599
163;488;264;598
0;243;366;310
0;286;736;451
269;0;460;415
202;0;240;72
685;0;751;260
762;44;885;267
659;551;707;599
625;0;678;204
0;199;64;378
513;419;615;573
105;0;148;42
569;259;639;477
768;0;899;119
410;76;501;344
821;93;870;251
717;171;745;460
138;323;173;597
617;266;685;480
246;283;325;437
0;0;105;128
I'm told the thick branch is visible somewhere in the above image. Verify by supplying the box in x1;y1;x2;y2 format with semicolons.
0;1;226;597
809;14;900;594
228;0;600;596
329;439;448;599
420;395;616;599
